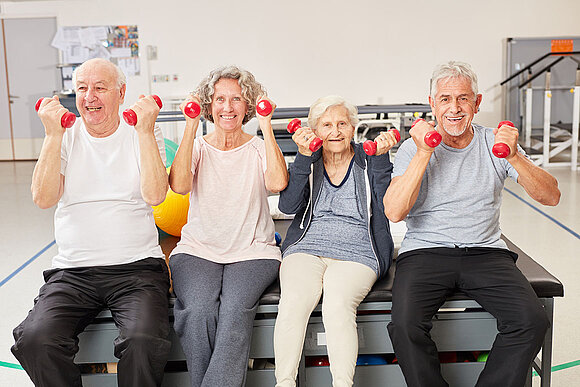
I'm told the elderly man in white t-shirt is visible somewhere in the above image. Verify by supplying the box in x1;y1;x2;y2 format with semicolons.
12;58;171;387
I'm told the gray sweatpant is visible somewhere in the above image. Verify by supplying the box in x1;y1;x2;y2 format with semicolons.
169;253;280;387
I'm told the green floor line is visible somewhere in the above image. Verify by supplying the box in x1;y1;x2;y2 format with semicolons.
2;358;579;375
533;359;580;377
0;360;23;370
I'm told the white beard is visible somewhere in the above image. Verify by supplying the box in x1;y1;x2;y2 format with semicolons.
442;121;468;137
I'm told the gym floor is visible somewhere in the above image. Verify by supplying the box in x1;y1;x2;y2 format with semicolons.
0;159;579;386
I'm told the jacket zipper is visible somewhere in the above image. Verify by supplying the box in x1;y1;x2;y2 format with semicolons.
364;161;381;274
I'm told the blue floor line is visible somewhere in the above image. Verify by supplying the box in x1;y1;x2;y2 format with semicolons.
504;188;580;240
0;240;56;288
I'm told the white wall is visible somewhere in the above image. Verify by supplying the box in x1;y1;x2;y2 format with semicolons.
2;0;580;125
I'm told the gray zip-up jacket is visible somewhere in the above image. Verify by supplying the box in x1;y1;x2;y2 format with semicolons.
278;143;394;278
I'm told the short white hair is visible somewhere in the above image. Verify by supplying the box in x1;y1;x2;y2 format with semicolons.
308;95;359;130
72;58;126;89
430;61;478;99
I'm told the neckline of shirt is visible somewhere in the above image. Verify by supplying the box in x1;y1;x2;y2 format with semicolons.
200;135;257;153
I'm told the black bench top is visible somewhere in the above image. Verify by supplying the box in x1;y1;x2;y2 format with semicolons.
159;233;563;306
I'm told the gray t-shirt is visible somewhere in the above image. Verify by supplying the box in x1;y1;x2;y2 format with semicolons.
284;159;378;274
393;124;522;255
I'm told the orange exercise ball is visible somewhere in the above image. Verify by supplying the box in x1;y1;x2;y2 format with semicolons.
153;168;190;237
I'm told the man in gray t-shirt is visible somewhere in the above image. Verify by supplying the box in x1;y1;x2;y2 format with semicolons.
384;61;560;387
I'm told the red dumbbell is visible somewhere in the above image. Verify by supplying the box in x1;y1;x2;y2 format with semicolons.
363;129;401;155
183;101;201;119
35;98;76;129
492;121;514;158
411;118;442;148
287;118;323;152
256;99;273;116
123;95;162;126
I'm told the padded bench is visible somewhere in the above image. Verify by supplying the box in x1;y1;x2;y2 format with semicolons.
76;229;563;387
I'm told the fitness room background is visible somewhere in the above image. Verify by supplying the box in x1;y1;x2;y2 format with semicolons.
1;0;579;386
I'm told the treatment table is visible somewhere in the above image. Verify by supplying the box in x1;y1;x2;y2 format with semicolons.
76;223;563;387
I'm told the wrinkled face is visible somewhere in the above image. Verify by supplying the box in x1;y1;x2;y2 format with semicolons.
429;76;482;137
211;78;248;131
315;105;355;153
75;61;125;132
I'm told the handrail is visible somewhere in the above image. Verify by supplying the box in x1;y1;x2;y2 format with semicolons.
517;57;565;89
500;51;580;86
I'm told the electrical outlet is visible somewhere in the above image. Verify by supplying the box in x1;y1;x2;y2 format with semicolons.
152;75;169;83
147;45;158;60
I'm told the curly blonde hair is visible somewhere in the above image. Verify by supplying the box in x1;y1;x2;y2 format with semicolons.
196;65;266;125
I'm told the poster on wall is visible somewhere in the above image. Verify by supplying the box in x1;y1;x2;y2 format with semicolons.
51;24;140;86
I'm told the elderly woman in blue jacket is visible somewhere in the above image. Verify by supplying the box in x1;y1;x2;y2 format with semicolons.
274;95;397;387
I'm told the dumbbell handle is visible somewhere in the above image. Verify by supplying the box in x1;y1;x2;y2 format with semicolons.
35;98;76;129
411;119;442;148
287;118;322;152
363;129;401;155
183;101;201;119
492;121;514;158
256;100;272;116
123;95;163;126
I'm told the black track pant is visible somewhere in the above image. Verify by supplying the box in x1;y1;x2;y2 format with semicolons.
388;247;549;387
12;257;172;387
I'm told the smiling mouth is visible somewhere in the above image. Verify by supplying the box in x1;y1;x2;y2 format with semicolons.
220;115;236;120
446;116;464;123
86;107;102;112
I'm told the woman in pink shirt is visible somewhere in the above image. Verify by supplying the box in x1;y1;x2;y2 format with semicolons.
168;66;288;387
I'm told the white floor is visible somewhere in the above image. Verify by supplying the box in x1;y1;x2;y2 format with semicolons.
0;161;579;386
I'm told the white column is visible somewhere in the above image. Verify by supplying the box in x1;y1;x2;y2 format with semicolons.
525;87;533;149
571;86;580;171
542;90;551;167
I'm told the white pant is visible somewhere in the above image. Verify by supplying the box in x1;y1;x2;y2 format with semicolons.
274;253;377;387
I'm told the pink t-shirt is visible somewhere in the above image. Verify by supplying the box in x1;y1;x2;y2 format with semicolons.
170;136;281;264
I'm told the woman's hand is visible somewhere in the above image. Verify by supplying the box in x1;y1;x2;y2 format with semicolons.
373;130;399;155
292;126;317;157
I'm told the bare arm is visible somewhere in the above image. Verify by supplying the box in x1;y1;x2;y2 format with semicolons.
169;95;201;195
132;95;169;206
509;153;560;206
383;120;436;222
31;97;68;209
383;151;432;222
256;97;288;193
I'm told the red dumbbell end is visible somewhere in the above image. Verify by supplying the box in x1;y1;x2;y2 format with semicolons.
309;137;323;152
389;128;401;142
498;120;514;128
425;131;442;148
35;98;44;112
184;102;201;119
287;118;302;133
122;109;138;126
492;143;510;158
411;118;425;128
256;100;273;116
61;112;76;128
363;140;377;155
152;95;163;109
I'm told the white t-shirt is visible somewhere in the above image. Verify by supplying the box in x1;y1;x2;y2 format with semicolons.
53;120;166;268
170;136;281;264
